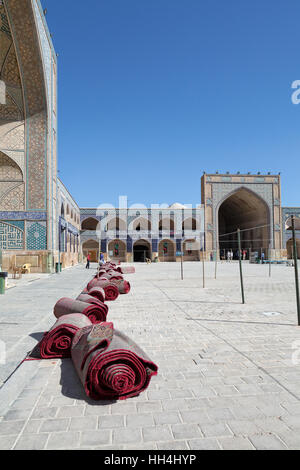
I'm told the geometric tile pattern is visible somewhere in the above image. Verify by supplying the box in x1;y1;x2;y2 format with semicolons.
0;152;23;180
4;0;48;210
0;220;23;249
0;181;25;210
26;221;47;250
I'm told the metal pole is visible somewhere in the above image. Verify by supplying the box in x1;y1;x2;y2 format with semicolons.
0;246;2;272
269;245;271;278
237;228;245;304
181;242;183;280
214;247;218;280
292;216;300;325
202;250;205;288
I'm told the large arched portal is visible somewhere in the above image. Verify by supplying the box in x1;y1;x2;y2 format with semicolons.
218;188;270;259
107;239;126;262
133;239;151;262
286;238;300;259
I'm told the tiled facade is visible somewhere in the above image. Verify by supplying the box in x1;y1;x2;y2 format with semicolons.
0;0;75;272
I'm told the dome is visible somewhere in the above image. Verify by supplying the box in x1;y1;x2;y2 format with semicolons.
168;202;187;209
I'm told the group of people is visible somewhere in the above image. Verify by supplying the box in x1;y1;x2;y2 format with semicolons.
85;252;105;269
219;249;248;261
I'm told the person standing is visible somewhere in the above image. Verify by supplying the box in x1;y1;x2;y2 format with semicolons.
86;253;90;269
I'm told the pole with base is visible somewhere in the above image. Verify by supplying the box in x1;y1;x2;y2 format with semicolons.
237;228;245;304
202;250;205;288
292;216;300;325
181;241;183;280
214;246;218;280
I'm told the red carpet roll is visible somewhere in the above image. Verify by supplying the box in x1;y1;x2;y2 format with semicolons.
77;293;107;307
88;285;119;302
119;266;135;274
96;279;130;295
54;297;108;323
30;314;92;359
71;323;158;400
85;283;106;301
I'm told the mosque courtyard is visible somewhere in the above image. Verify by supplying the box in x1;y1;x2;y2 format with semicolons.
0;260;300;450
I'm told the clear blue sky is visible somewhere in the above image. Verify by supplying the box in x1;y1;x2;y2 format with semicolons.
43;0;300;208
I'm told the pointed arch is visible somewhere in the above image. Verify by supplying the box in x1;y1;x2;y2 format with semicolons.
217;186;270;257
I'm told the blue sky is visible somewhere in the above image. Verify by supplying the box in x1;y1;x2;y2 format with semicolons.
43;0;300;207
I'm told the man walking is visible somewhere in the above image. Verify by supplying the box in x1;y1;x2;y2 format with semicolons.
86;253;90;269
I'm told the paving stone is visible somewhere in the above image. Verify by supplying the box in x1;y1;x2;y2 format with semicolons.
3;409;31;421
69;416;98;431
249;434;288;450
85;405;112;416
46;432;81;450
56;405;85;418
153;411;181;425
0;420;25;435
171;424;202;440
157;440;189;450
39;418;69;433
81;430;111;447
126;413;154;427
31;407;58;419
98;414;124;428
22;420;42;434
113;428;141;445
13;433;49;450
0;435;18;450
142;425;173;442
200;422;233;438
218;437;255;450
188;438;221;450
180;409;213;425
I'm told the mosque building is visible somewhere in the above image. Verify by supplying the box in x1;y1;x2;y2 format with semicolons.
0;0;299;272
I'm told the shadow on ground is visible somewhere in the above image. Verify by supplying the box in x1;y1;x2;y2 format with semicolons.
60;358;116;406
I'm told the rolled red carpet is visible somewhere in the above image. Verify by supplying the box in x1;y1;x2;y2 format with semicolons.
71;323;158;400
30;314;92;359
96;279;130;294
77;293;107;308
54;297;108;323
119;267;135;274
85;282;106;301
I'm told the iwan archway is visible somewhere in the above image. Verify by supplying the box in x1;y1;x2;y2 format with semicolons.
107;239;126;262
218;188;270;259
133;239;151;262
82;239;99;262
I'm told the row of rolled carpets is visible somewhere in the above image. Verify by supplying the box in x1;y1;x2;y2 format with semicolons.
28;262;157;400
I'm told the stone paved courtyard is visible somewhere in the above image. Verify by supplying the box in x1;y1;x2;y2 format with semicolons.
1;260;300;450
